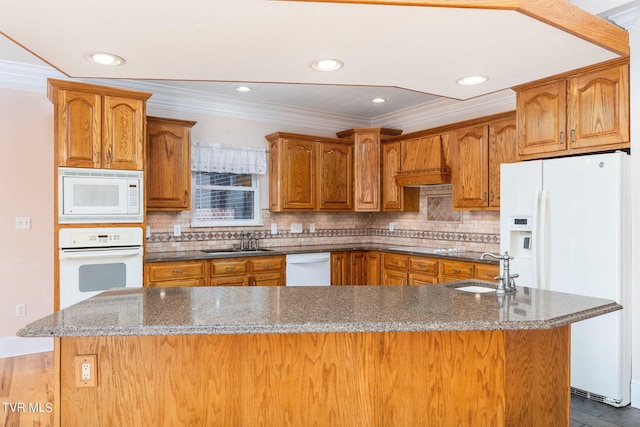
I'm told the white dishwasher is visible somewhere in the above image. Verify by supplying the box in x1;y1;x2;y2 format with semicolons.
285;252;331;286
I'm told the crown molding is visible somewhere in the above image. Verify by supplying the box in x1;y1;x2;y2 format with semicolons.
0;59;513;131
605;3;640;30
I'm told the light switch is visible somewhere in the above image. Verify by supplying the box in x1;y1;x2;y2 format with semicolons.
15;217;31;229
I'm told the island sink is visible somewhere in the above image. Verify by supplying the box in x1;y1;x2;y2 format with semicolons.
200;248;273;254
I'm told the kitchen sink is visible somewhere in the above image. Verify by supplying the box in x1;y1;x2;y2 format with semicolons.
200;248;273;254
453;285;496;293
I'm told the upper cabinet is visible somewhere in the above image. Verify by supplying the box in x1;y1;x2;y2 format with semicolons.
381;141;419;212
146;116;197;211
516;60;629;160
337;128;402;212
266;132;353;212
452;112;517;210
48;79;151;170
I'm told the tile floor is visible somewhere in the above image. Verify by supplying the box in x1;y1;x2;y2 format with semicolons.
572;395;640;427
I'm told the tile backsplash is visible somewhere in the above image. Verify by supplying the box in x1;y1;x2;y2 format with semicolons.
146;185;499;254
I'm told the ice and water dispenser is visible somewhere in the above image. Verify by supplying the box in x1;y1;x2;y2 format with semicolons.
505;216;534;286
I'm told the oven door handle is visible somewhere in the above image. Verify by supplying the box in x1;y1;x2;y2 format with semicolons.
60;248;142;259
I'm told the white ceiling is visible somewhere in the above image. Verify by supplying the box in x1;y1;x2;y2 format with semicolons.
0;1;630;120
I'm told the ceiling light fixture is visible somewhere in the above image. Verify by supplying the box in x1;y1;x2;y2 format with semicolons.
456;75;488;86
235;86;251;92
371;97;387;104
85;51;125;66
311;58;344;72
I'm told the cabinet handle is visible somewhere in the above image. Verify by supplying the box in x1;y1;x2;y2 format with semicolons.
453;269;462;273
184;190;189;204
559;131;564;145
173;269;184;274
570;129;576;143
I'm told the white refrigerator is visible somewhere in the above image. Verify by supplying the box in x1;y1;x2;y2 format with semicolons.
500;151;631;407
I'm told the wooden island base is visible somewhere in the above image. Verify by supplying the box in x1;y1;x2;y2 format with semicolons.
57;327;570;426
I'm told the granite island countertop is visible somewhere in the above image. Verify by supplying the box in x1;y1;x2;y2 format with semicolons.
145;243;499;264
19;281;620;337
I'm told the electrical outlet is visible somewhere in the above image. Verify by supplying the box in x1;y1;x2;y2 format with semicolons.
15;304;26;317
75;355;97;388
270;223;278;235
290;223;303;233
173;225;181;237
309;223;316;233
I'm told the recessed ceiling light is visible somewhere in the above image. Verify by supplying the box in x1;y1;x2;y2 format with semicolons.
85;51;125;66
371;97;387;104
456;75;488;86
235;86;251;92
311;58;344;72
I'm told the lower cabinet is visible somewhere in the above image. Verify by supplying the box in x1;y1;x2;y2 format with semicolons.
211;255;285;286
331;251;380;285
145;260;208;287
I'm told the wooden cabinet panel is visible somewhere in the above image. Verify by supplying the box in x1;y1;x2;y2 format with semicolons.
146;117;196;211
252;272;284;287
452;125;489;208
440;260;475;282
284;138;316;209
488;118;517;208
250;256;285;273
365;251;381;285
331;252;349;286
517;80;567;157
567;64;629;150
475;263;500;282
211;259;249;276
145;260;208;287
350;251;366;286
211;275;250;286
409;257;438;276
381;142;419;212
409;273;438;285
48;79;150;170
353;131;380;212
55;89;102;168
382;269;408;286
395;133;452;186
318;142;353;211
382;253;409;271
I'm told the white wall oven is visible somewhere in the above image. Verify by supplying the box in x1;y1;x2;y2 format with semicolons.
58;167;143;224
59;227;143;309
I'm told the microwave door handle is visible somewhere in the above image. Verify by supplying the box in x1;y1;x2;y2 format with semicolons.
60;248;142;259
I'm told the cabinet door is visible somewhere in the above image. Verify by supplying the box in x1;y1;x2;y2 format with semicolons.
145;260;207;286
452;125;489;209
354;132;380;211
382;270;408;286
283;138;315;209
252;272;284;286
211;275;250;286
567;64;629;150
331;252;349;286
382;142;419;212
516;80;567;157
350;251;366;286
102;95;145;170
409;273;438;285
365;251;381;285
56;89;102;168
488;118;517;208
146;118;195;210
318;142;353;211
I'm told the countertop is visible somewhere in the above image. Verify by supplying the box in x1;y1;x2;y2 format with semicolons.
145;244;498;264
18;281;620;337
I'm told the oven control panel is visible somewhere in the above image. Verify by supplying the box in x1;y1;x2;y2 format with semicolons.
59;227;143;248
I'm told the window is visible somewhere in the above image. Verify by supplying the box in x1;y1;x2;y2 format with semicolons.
192;171;261;227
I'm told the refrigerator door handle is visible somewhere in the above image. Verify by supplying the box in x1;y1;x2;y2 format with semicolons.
539;190;549;290
532;190;540;288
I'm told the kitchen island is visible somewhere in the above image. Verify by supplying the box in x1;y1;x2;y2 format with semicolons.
20;282;620;426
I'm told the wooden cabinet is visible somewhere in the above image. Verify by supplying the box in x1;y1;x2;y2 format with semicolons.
332;251;380;285
318;141;353;211
211;255;285;286
48;79;151;170
381;253;409;286
408;257;439;285
266;132;352;212
331;252;350;286
146;117;197;211
145;260;208;287
440;259;475;282
381;141;419;212
475;263;500;282
365;251;381;285
337;127;402;212
395;133;452;186
516;60;629;160
452;112;516;210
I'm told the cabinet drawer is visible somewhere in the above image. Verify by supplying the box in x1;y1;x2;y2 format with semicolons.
409;257;438;276
250;256;285;272
211;259;249;277
148;278;205;288
409;273;439;285
147;261;206;281
383;253;409;271
440;260;474;280
475;263;500;281
211;275;250;286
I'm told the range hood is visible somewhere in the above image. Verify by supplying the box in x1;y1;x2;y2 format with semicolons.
395;134;451;187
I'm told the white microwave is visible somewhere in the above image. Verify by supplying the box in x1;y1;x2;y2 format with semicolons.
58;167;143;224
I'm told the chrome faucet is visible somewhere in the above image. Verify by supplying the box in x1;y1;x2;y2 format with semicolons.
480;251;519;294
239;232;249;251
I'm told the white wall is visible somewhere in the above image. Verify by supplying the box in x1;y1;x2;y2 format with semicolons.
0;87;54;356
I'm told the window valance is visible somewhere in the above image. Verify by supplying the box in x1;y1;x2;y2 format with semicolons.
191;141;267;175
